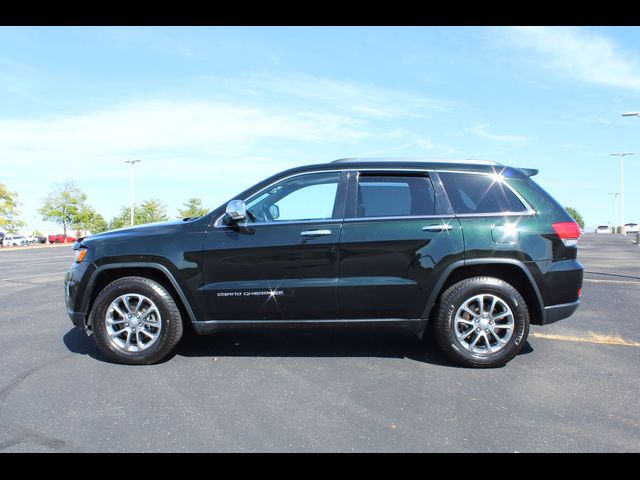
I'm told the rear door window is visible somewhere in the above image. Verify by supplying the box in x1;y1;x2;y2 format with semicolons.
356;174;436;218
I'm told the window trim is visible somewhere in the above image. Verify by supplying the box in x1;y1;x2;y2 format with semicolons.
214;166;537;228
343;214;456;222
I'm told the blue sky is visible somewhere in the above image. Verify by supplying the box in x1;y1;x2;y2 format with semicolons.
1;26;640;231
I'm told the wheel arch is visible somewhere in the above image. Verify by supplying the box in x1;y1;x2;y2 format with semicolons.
81;263;198;332
423;259;545;327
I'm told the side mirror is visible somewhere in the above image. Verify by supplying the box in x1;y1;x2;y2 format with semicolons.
269;204;280;220
224;199;246;225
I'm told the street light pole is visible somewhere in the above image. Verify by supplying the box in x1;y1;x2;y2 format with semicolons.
609;153;634;234
608;192;621;232
124;160;142;226
619;114;639;237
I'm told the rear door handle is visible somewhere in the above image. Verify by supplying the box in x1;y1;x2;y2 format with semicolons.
300;229;332;237
422;224;453;232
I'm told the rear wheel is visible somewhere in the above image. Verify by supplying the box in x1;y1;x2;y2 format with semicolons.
91;276;183;365
433;276;529;368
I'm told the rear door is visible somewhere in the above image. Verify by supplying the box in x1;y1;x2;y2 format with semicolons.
337;170;464;319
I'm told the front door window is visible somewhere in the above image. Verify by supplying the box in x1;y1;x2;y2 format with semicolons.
245;172;341;223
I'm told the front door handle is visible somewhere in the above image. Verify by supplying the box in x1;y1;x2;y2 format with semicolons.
422;224;453;232
300;229;332;237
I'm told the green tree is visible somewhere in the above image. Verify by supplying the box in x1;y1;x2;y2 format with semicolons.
75;203;108;235
565;206;585;228
39;181;84;239
0;183;26;234
177;197;209;219
109;198;169;229
39;180;106;238
89;213;108;234
109;205;142;230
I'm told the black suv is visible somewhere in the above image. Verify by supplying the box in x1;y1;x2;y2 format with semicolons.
65;159;583;367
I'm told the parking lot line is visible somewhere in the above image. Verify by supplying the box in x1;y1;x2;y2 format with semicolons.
0;244;71;252
0;271;68;282
583;278;640;285
531;331;640;347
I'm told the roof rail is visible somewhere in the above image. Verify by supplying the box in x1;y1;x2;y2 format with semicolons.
330;157;502;166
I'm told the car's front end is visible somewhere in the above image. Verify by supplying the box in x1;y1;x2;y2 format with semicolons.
64;217;209;335
65;240;96;331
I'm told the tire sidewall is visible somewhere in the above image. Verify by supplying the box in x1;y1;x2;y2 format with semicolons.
438;279;529;367
92;278;180;365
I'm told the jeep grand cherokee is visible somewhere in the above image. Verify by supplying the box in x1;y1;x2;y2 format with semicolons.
65;158;583;367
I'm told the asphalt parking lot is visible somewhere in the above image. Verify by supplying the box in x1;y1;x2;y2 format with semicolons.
0;233;638;452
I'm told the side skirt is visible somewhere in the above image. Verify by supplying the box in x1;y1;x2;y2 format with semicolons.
191;318;426;335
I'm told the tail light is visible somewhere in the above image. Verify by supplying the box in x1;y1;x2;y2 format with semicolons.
552;221;581;247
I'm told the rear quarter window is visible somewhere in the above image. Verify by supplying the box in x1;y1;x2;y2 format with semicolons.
439;172;528;214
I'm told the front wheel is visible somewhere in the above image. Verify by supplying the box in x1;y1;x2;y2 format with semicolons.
91;276;184;365
433;277;530;368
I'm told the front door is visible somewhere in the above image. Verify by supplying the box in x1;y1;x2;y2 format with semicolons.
338;171;465;319
202;170;347;321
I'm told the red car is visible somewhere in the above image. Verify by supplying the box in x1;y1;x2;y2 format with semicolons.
48;234;77;244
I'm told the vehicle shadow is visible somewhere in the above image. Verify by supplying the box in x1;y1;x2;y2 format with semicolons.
177;324;534;368
62;328;110;362
63;325;534;368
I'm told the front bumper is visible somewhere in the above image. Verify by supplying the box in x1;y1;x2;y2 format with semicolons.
64;260;94;334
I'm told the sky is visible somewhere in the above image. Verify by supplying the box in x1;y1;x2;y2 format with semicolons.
1;26;640;232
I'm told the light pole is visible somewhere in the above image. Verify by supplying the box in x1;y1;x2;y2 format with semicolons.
609;153;634;234
608;192;621;232
124;160;142;226
620;114;639;235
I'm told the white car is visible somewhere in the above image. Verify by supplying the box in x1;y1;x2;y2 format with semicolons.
2;234;30;246
595;225;612;234
624;223;639;234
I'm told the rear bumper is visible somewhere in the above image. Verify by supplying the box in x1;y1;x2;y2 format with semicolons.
542;300;580;325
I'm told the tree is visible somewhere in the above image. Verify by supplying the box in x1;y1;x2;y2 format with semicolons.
177;197;209;219
0;183;26;234
88;213;108;234
39;180;107;237
565;206;584;228
75;203;108;235
109;198;169;229
39;181;84;239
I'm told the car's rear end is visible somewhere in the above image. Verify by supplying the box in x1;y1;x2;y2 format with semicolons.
503;167;583;324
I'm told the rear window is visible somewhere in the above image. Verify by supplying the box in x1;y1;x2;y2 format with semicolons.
439;172;527;214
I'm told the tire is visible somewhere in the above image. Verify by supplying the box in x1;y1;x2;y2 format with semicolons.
90;276;184;365
433;276;529;368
